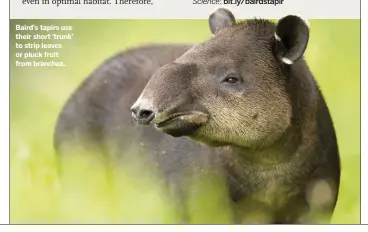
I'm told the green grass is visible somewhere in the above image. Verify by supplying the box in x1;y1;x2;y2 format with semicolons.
9;19;360;224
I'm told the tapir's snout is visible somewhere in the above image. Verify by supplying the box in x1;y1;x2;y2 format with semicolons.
130;98;156;125
130;61;209;137
131;92;209;138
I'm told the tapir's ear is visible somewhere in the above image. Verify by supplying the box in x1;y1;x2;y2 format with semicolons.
274;15;310;65
209;8;236;35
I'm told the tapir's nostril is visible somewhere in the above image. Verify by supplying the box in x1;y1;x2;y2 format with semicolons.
139;109;154;120
131;105;155;125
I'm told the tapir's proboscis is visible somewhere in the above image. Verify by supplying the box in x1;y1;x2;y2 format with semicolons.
54;8;341;224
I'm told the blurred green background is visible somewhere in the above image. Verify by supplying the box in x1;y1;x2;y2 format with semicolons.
9;19;360;224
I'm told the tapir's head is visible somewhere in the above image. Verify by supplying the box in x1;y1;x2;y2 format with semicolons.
131;8;310;148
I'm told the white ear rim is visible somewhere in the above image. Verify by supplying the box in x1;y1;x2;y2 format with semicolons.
281;57;293;65
274;33;281;41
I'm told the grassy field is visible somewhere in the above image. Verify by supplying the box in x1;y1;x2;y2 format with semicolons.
10;19;360;224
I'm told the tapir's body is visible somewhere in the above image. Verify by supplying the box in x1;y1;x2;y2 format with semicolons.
54;9;340;224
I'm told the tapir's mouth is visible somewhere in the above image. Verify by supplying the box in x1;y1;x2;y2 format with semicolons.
154;111;209;137
155;113;188;128
155;115;181;128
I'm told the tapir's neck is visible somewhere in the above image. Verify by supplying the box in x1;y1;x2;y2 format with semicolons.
223;126;303;169
216;122;315;203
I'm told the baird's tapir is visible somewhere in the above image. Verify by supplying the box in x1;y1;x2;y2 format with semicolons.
54;8;341;224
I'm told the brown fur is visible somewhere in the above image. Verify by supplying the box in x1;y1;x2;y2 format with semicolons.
54;9;340;224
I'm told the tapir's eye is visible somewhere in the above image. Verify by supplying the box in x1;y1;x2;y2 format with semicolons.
222;75;239;84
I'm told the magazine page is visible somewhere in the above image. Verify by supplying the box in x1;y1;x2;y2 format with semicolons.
5;0;364;227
